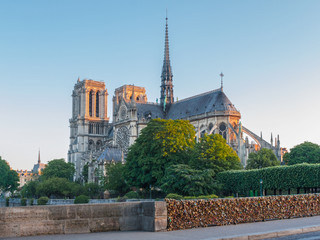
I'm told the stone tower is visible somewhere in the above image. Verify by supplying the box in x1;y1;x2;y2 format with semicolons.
68;78;109;180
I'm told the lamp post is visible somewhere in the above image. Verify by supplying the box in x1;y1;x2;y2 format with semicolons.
260;179;263;196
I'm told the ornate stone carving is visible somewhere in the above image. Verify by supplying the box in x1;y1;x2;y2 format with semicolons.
116;126;130;153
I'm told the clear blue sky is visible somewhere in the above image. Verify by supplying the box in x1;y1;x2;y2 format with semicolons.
1;0;320;170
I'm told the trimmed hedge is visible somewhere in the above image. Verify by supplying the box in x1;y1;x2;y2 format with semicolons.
166;193;218;200
20;198;27;206
124;191;140;199
217;163;320;195
166;193;183;200
37;196;49;205
74;195;89;204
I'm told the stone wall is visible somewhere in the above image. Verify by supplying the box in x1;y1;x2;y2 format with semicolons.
0;201;167;238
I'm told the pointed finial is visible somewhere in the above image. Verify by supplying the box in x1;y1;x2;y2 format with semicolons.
220;72;224;91
38;149;41;164
131;84;135;103
77;77;80;82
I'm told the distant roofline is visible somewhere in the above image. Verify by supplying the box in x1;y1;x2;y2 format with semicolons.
136;102;160;106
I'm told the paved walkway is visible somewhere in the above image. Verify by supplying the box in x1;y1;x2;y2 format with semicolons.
2;215;320;240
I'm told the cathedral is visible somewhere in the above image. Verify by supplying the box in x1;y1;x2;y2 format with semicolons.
68;17;284;182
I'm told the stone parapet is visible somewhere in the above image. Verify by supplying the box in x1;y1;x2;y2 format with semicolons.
0;201;167;238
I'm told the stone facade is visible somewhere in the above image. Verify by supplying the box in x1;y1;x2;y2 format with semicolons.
68;79;110;180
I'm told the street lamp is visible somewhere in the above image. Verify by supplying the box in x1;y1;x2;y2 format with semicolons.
260;179;263;197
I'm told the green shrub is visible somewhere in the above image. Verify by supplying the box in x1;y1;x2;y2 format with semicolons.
38;196;49;205
30;198;35;206
165;193;183;200
21;198;27;206
5;197;10;207
124;191;140;199
74;195;89;204
183;194;218;200
117;196;128;202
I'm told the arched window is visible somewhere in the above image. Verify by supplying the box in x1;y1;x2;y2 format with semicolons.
208;123;214;133
96;92;99;117
200;130;206;138
219;123;227;139
96;140;102;150
88;139;94;151
89;90;93;117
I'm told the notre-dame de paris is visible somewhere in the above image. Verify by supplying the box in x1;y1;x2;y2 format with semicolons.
68;17;284;182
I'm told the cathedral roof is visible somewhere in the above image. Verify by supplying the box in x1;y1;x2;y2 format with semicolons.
134;89;238;121
136;103;164;120
166;89;239;119
97;147;122;162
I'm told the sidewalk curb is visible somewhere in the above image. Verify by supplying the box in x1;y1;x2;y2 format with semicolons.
215;225;320;240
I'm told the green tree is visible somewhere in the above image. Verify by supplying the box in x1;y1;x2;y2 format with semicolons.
82;163;89;183
21;180;39;198
284;142;320;165
36;177;73;198
190;134;242;173
84;182;103;198
0;156;19;192
246;148;280;170
105;162;129;195
41;159;75;181
125;119;196;188
161;164;218;196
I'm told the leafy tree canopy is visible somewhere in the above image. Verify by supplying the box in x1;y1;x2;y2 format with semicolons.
84;182;104;198
36;177;84;198
105;162;129;195
161;164;219;196
246;148;280;170
41;159;75;181
284;142;320;165
190;134;242;173
20;180;39;198
82;163;89;183
124;119;196;188
0;156;19;192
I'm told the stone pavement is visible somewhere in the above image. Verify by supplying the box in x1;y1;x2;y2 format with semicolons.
2;215;320;240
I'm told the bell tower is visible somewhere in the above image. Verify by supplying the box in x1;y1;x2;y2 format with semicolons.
68;78;109;180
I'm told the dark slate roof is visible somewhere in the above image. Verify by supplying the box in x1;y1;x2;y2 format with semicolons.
136;103;164;120
98;147;122;162
166;89;238;119
107;126;114;138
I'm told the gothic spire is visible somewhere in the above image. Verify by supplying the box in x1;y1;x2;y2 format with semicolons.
160;15;174;110
220;72;224;92
38;149;41;164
